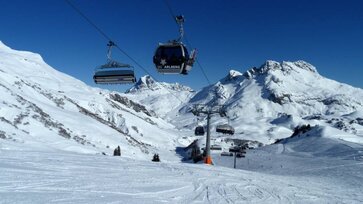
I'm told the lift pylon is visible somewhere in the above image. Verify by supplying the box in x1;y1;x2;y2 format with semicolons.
191;104;227;165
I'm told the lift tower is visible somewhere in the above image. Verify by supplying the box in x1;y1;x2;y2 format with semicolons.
191;104;227;165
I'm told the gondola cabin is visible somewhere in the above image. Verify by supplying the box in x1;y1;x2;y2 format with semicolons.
194;126;205;136
153;42;194;75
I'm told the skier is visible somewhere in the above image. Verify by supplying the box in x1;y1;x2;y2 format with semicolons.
152;153;160;162
113;146;121;156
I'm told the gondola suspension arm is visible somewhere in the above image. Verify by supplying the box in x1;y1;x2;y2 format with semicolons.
174;15;185;43
106;41;116;61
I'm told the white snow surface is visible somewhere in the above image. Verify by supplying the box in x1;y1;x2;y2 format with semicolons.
1;140;363;203
124;75;194;118
0;41;185;161
1;41;363;203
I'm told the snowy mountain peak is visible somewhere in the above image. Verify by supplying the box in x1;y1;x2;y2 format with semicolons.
216;70;244;85
136;75;159;90
0;41;13;51
226;69;243;80
263;60;317;73
288;60;317;73
124;75;194;117
0;41;44;63
125;75;162;93
244;60;318;79
126;75;193;93
0;41;8;49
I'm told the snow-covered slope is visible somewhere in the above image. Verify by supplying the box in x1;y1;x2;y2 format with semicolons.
0;41;185;160
1;142;362;203
2;42;363;203
171;60;363;145
2;40;363;153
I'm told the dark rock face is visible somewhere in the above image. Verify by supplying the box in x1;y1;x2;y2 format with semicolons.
109;93;156;117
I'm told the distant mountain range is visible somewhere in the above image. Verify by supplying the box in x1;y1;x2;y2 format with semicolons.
129;59;363;145
1;41;363;159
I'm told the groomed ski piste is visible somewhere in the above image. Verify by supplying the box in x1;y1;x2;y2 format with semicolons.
1;41;363;203
1;131;363;203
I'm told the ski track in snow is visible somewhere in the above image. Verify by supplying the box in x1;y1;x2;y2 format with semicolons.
1;146;363;203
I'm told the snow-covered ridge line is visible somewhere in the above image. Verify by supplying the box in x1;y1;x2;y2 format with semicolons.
172;59;363;146
243;60;318;79
126;75;193;93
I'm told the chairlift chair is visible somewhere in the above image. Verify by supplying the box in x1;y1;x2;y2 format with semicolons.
93;69;136;84
93;41;136;84
216;124;235;135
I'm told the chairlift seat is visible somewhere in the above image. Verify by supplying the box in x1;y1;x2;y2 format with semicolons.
221;152;233;156
210;145;222;150
93;69;136;84
94;42;136;85
216;124;235;135
236;153;245;158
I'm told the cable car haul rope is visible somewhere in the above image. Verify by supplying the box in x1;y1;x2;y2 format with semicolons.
65;0;235;159
64;0;216;105
65;0;207;83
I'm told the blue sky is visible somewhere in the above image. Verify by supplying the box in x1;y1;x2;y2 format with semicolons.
1;0;362;92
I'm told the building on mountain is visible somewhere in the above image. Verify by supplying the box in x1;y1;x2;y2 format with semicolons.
184;139;203;163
